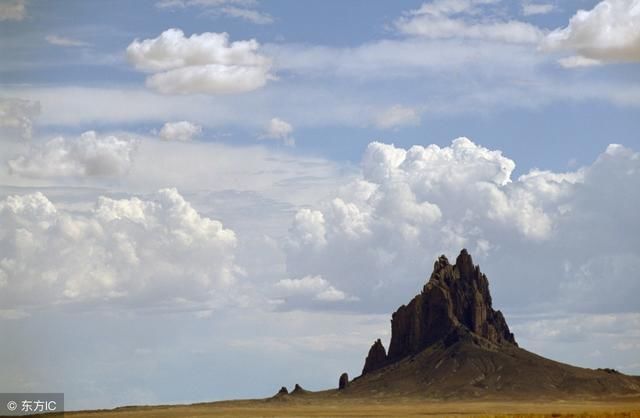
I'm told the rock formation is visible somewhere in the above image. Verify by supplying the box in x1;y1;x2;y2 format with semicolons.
291;384;308;395
271;249;640;399
277;386;288;395
362;338;388;374
364;249;516;372
338;373;349;390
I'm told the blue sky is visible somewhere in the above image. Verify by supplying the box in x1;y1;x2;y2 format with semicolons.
1;0;640;411
3;0;639;171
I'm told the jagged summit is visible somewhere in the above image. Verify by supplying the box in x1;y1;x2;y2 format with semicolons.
362;249;515;373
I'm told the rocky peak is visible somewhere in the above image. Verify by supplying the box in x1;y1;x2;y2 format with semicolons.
291;384;308;395
455;248;475;278
362;338;388;374
364;249;516;373
338;372;349;390
433;254;450;272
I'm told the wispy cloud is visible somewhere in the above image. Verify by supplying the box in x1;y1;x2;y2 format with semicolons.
156;0;273;24
395;0;543;43
220;5;273;24
522;3;555;16
373;105;420;129
557;55;602;69
45;34;90;47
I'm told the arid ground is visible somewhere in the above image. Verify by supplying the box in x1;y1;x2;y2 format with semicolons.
60;397;640;418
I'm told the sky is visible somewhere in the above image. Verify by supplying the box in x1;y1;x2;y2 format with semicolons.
1;0;639;411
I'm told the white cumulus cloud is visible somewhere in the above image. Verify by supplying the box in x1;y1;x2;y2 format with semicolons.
284;138;640;316
284;138;524;311
259;117;294;146
8;131;137;178
543;0;640;65
126;28;273;94
159;121;202;141
0;188;238;312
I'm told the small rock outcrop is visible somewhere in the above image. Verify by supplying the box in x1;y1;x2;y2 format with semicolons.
362;338;388;374
338;373;349;390
277;386;288;395
363;249;517;373
291;384;308;395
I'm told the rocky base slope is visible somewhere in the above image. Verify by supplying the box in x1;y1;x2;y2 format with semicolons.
347;333;640;399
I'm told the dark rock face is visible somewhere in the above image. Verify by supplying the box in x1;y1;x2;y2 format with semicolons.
338;373;349;390
362;338;388;374
277;386;288;395
364;249;517;372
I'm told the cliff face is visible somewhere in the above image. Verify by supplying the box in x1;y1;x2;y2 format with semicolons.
363;249;516;372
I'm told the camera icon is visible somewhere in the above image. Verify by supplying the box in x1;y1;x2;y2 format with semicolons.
6;400;18;411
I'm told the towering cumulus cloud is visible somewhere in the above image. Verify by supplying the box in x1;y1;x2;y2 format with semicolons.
0;189;238;314
126;28;273;94
284;138;640;315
